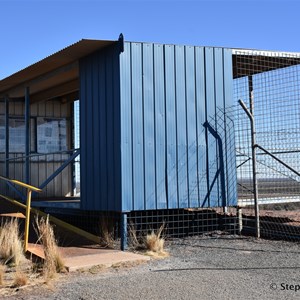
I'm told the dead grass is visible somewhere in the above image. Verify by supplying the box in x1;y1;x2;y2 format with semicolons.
0;265;5;286
128;222;143;250
112;260;147;269
35;215;65;279
128;222;169;258
13;271;28;287
144;223;169;257
99;216;115;248
0;218;24;266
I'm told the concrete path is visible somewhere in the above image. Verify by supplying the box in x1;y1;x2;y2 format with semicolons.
27;243;150;272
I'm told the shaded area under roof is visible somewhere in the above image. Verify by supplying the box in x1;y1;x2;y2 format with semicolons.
0;39;117;100
232;49;300;79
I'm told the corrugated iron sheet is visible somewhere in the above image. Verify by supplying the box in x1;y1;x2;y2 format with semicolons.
119;42;237;211
79;43;121;211
80;41;237;212
0;39;116;97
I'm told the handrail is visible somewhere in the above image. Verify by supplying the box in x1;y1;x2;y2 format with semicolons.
0;175;42;251
0;175;42;192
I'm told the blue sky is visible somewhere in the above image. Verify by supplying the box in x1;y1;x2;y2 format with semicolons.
0;0;299;79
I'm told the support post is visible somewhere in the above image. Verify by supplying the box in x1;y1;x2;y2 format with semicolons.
5;95;9;181
24;189;32;252
238;98;260;239
25;87;30;184
121;213;128;251
237;206;243;235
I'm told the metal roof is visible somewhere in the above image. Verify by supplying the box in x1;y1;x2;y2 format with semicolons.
0;39;116;99
1;38;300;99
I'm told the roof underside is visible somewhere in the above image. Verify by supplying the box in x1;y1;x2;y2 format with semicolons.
232;50;300;79
0;39;116;101
0;41;300;101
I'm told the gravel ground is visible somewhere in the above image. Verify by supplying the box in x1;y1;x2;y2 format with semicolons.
5;234;300;300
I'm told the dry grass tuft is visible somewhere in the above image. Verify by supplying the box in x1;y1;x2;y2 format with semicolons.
0;218;24;266
144;223;168;257
13;271;28;287
0;265;5;286
128;222;169;257
128;222;143;250
99;216;115;248
35;215;65;279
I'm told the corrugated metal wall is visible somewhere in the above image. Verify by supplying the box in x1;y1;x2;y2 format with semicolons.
0;100;72;199
80;41;237;212
120;42;236;211
79;43;121;211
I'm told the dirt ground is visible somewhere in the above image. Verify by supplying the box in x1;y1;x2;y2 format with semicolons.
2;234;300;300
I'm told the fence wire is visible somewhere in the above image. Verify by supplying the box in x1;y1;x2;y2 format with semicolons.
232;49;300;240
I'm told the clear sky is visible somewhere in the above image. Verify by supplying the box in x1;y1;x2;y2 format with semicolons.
0;0;299;79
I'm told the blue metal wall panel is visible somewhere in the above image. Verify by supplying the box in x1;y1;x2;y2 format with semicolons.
80;41;236;212
79;44;121;211
131;43;145;211
165;45;178;209
205;47;218;207
175;45;188;208
91;54;100;210
106;48;117;211
214;48;225;207
154;44;167;209
142;43;156;210
195;47;207;207
185;46;198;207
119;42;236;211
120;43;133;211
98;51;108;210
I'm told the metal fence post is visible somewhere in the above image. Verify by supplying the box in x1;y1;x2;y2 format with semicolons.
238;99;260;238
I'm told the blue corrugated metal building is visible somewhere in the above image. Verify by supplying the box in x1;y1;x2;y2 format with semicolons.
80;36;237;213
0;35;237;249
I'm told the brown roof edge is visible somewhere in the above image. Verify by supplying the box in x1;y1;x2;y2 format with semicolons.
0;39;117;96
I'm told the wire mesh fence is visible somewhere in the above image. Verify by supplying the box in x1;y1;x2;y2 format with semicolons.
232;49;300;240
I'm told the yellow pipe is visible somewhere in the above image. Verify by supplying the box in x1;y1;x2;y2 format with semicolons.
23;189;32;252
0;194;101;245
0;175;42;192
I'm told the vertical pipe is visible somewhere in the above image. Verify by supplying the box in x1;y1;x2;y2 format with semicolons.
25;87;30;184
24;189;32;252
237;206;243;235
248;76;260;239
251;98;260;238
121;212;128;251
70;103;76;196
238;98;260;239
5;95;9;180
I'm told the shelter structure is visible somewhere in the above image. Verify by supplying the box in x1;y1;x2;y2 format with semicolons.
6;35;294;247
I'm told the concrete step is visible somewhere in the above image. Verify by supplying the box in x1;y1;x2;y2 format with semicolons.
26;243;150;272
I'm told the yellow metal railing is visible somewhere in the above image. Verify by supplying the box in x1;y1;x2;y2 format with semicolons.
0;176;42;251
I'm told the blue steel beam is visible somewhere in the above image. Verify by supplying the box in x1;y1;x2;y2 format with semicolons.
5;95;9;180
6;182;26;202
38;150;80;190
25;87;30;184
